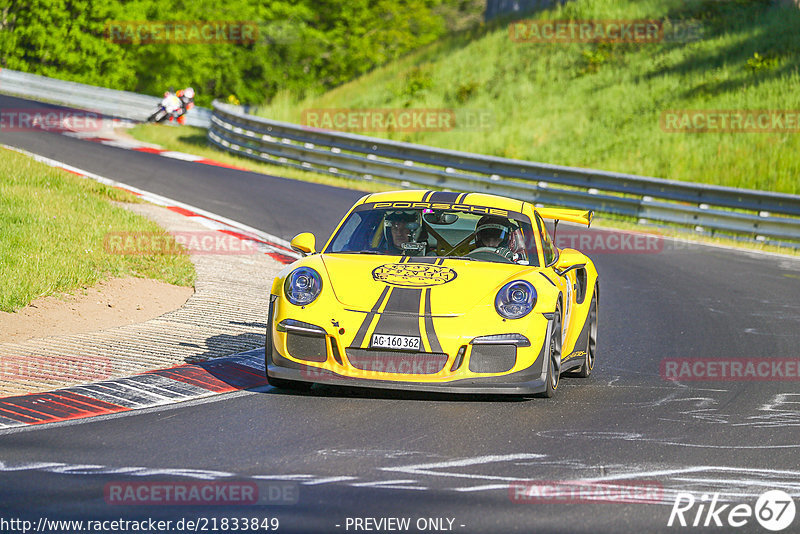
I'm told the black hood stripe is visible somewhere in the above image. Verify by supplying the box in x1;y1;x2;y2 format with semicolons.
382;286;424;313
406;256;437;264
351;285;392;347
429;191;460;204
423;288;442;353
371;287;423;341
355;256;441;351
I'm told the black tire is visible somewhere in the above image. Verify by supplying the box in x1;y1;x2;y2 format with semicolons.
267;375;313;392
536;302;562;398
147;109;166;123
574;285;598;378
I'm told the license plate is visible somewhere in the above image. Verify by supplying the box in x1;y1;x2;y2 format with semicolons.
370;334;421;351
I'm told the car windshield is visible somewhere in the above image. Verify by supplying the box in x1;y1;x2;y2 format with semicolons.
324;205;540;266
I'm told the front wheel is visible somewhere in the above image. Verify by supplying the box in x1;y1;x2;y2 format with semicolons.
536;303;562;398
574;285;598;378
147;108;166;123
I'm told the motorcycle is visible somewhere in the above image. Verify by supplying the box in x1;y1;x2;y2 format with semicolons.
147;92;183;123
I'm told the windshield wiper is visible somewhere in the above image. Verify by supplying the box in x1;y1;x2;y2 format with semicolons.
438;256;476;261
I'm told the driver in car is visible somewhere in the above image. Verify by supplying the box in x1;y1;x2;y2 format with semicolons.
384;210;426;255
474;215;524;263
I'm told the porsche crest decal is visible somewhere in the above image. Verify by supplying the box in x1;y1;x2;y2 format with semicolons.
372;263;457;288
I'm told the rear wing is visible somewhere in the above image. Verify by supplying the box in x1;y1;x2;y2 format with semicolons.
535;207;593;227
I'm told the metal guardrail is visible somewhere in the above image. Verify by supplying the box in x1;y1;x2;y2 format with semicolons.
208;101;800;246
0;69;210;128
1;68;795;247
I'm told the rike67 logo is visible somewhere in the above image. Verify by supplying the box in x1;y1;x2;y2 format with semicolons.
668;490;796;531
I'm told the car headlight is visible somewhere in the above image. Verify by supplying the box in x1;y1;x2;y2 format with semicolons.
284;267;322;306
495;280;536;319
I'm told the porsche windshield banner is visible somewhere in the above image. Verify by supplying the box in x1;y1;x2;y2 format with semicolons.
360;201;525;221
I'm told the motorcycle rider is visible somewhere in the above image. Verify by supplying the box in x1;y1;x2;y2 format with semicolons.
161;91;182;119
175;87;195;125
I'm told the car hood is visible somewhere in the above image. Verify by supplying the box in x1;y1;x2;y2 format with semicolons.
321;254;535;315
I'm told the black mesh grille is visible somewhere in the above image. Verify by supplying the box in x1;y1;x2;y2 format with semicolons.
287;333;328;362
469;344;517;373
346;349;447;374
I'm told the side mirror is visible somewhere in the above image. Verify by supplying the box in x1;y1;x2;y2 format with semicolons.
290;232;316;256
553;248;585;277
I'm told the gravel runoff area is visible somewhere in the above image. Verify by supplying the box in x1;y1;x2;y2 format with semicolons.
0;202;285;397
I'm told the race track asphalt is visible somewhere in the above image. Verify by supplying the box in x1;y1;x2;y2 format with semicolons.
1;95;799;534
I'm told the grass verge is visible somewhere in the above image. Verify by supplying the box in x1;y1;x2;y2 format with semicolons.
256;0;800;195
0;148;196;312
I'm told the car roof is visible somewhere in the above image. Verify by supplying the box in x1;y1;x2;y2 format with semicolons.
359;190;528;214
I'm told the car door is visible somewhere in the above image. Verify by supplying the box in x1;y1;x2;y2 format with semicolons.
535;213;575;352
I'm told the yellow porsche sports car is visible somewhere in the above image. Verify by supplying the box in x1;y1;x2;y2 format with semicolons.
266;190;598;397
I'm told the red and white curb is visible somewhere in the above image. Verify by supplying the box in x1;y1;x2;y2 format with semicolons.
62;130;253;171
2;144;301;265
0;146;301;428
0;349;267;429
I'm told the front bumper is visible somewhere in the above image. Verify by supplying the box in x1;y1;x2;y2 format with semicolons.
266;359;547;395
264;297;553;395
265;308;551;396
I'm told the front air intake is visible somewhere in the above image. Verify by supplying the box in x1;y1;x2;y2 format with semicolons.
286;333;328;362
468;344;517;373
